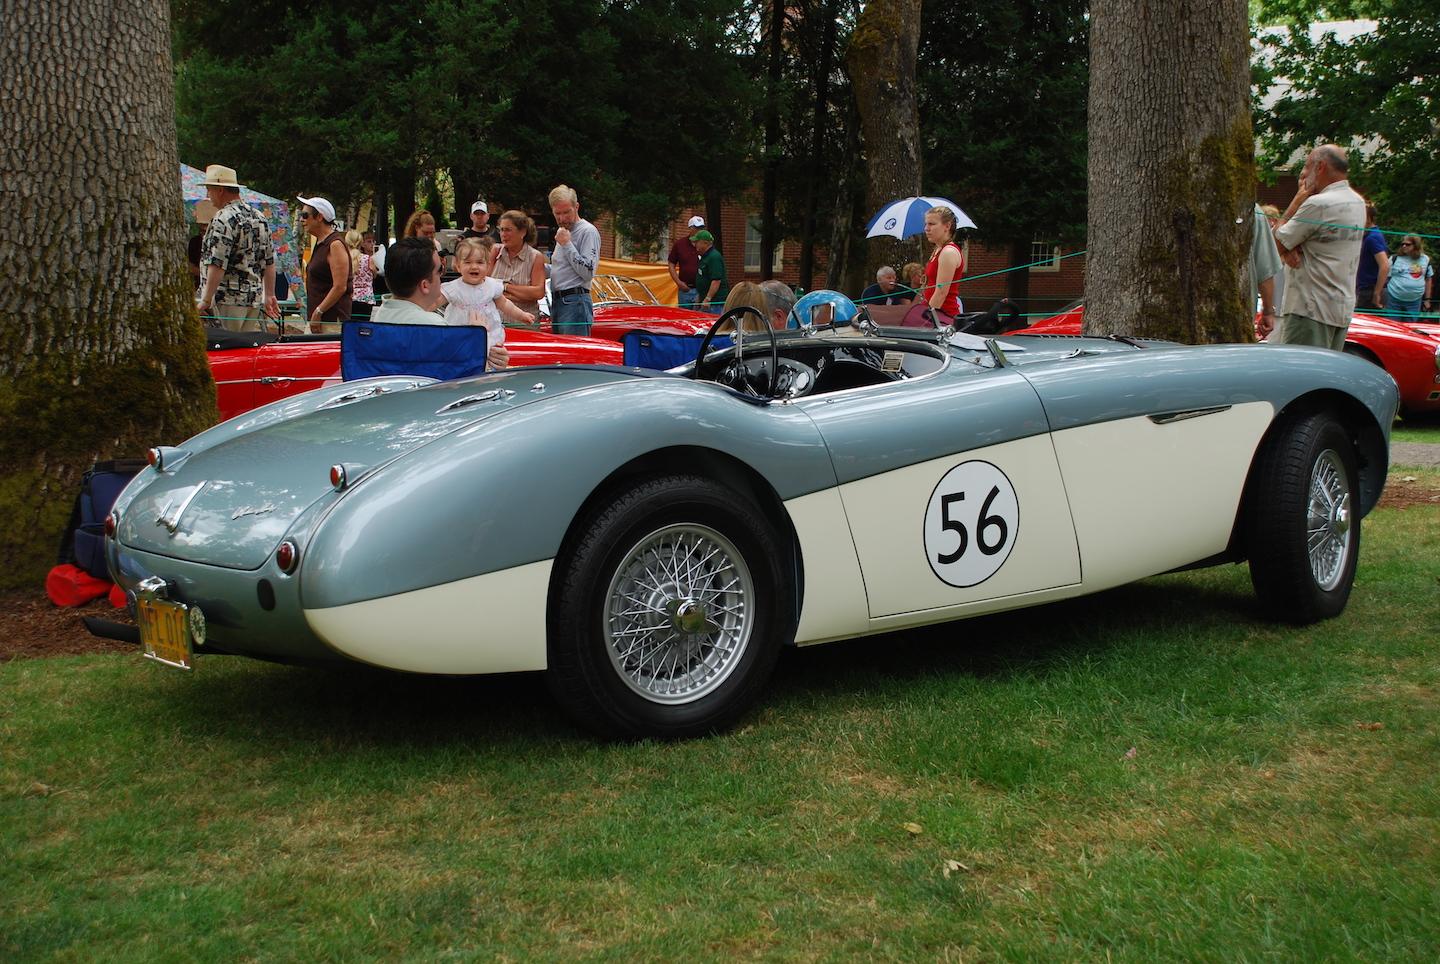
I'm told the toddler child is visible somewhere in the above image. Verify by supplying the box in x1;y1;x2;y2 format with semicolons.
436;238;536;365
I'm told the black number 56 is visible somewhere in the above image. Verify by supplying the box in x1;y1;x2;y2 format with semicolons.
936;485;1009;565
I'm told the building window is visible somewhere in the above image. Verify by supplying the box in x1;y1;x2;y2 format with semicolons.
1029;240;1061;273
745;216;784;273
615;223;670;262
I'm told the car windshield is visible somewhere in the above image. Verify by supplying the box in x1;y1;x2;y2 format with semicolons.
591;276;658;305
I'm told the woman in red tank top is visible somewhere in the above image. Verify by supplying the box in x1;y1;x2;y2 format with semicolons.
922;206;964;317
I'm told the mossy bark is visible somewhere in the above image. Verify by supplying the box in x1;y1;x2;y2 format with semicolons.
1085;0;1256;343
845;0;926;290
0;0;217;589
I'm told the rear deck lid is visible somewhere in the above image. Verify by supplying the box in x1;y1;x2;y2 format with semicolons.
116;368;631;568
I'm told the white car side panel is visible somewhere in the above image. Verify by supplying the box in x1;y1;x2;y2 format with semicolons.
1050;401;1275;590
839;435;1082;618
787;488;872;645
305;559;552;673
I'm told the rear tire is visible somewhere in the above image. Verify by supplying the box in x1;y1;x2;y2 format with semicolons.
1246;412;1360;623
547;475;792;739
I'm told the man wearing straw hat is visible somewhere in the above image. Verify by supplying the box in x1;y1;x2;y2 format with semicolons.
196;164;279;331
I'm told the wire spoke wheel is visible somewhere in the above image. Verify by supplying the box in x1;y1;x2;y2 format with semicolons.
1306;448;1353;592
603;523;754;704
549;474;790;738
1247;412;1362;624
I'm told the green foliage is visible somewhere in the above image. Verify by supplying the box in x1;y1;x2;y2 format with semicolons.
1254;0;1440;235
173;0;761;238
917;0;1089;246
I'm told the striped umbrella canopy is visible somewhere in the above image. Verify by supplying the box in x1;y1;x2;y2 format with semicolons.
864;196;976;239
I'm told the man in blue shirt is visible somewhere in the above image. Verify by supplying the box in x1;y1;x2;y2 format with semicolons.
548;184;600;335
1355;202;1390;310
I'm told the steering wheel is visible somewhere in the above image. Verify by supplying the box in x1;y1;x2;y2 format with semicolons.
694;306;779;399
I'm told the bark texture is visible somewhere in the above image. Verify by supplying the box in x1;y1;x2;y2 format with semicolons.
0;0;216;587
1085;0;1255;342
846;0;926;286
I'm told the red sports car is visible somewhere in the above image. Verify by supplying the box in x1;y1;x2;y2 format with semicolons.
1020;305;1440;416
208;324;623;423
539;275;716;341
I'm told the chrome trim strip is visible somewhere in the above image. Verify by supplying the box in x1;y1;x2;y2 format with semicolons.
1148;405;1232;425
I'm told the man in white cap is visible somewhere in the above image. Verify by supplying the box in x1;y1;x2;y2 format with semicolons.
197;164;278;331
667;214;707;307
462;200;497;242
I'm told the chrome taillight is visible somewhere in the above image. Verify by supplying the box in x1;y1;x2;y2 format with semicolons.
146;447;162;470
329;464;346;491
104;513;117;538
275;540;299;574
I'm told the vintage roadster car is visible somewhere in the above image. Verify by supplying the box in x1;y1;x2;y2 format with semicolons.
104;305;1398;738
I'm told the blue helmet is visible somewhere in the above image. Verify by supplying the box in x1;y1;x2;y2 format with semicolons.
788;289;859;329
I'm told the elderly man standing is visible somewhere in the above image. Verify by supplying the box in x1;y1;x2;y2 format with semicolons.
548;184;600;335
196;164;278;331
1272;144;1366;350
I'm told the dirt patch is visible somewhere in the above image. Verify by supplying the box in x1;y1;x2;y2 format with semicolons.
1379;476;1440;510
0;589;135;662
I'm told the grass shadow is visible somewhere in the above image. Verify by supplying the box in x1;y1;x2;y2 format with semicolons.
771;572;1263;699
102;571;1265;751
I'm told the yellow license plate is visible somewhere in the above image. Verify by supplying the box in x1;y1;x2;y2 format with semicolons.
137;596;193;670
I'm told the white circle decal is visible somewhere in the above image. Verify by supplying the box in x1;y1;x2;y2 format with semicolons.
923;460;1019;588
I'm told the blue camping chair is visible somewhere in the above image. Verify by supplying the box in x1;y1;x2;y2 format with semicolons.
341;320;488;381
622;330;732;370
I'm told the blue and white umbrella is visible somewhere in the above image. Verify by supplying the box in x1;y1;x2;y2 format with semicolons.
864;196;976;239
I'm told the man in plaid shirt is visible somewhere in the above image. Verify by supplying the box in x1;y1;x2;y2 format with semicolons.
196;164;278;331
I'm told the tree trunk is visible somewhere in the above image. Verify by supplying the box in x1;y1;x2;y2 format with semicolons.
826;95;867;294
705;194;724;254
1085;0;1255;343
845;0;924;284
759;0;785;282
799;1;838;291
0;0;216;588
1006;240;1032;315
391;166;416;239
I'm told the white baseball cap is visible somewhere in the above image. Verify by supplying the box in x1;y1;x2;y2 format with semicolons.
687;215;705;228
296;195;335;223
471;200;488;214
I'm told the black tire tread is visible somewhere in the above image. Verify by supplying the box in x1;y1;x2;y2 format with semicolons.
1247;412;1359;623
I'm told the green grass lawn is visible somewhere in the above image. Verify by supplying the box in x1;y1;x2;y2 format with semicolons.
1393;414;1440;445
4;475;1438;960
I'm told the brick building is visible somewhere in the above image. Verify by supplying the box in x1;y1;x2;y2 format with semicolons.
584;173;1304;318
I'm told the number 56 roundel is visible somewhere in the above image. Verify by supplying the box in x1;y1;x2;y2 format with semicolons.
923;460;1019;588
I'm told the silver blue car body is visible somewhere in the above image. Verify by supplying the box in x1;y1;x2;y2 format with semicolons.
106;326;1399;736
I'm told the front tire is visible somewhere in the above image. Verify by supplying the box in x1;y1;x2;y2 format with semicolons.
547;475;793;738
1246;412;1360;623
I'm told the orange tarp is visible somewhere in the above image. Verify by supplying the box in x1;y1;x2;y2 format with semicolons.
598;257;678;305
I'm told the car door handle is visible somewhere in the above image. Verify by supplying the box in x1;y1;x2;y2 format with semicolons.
258;377;295;385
